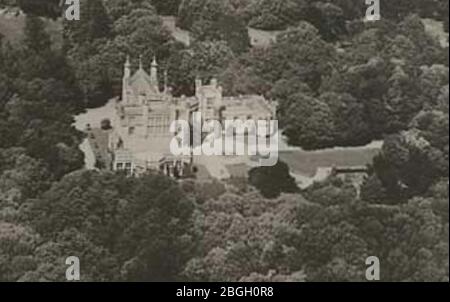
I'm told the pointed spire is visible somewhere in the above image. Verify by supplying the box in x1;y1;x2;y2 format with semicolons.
123;55;131;102
124;55;131;79
150;55;159;89
139;54;143;70
164;69;168;93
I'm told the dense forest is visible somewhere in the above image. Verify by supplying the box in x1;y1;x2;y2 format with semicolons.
0;0;448;281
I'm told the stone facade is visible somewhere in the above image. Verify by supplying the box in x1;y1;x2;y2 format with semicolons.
109;56;277;177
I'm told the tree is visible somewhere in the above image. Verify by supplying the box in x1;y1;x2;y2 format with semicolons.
192;10;250;54
247;0;305;30
117;174;194;281
282;93;336;149
190;41;235;79
248;161;299;199
219;57;269;96
106;0;156;21
378;0;417;21
264;22;334;92
177;0;207;30
0;221;39;281
418;65;449;108
68;45;118;107
372;112;448;200
17;0;61;19
0;148;51;201
396;14;447;67
327;0;366;20
167;40;235;96
0;73;12;111
178;0;251;54
302;2;347;42
112;7;174;59
29;170;195;281
19;228;120;282
320;92;371;146
383;65;422;133
63;0;112;47
151;0;181;16
320;57;391;138
4;94;84;178
303;176;357;207
377;198;448;281
183;192;308;281
23;15;51;53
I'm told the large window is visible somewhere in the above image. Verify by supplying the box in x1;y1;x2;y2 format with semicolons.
116;162;133;176
124;163;132;175
148;114;170;135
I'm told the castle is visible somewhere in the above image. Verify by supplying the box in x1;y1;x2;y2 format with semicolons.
107;56;277;177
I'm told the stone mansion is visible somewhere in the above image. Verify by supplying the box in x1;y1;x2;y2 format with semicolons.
105;56;277;177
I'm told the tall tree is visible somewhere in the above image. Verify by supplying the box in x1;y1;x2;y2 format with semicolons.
249;161;299;199
17;0;61;19
23;15;51;53
190;0;250;54
63;0;112;47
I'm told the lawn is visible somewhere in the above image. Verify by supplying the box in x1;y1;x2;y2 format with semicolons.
224;145;381;179
279;148;381;177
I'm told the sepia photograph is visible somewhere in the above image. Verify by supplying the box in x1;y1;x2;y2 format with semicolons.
0;0;448;290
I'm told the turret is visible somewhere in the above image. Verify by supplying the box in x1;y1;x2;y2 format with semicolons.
138;55;143;70
195;77;202;98
122;55;131;102
163;69;168;94
123;55;131;79
150;56;159;91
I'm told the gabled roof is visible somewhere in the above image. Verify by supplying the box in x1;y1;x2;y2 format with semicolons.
129;68;159;96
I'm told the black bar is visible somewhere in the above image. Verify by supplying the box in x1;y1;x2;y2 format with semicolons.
0;282;447;300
